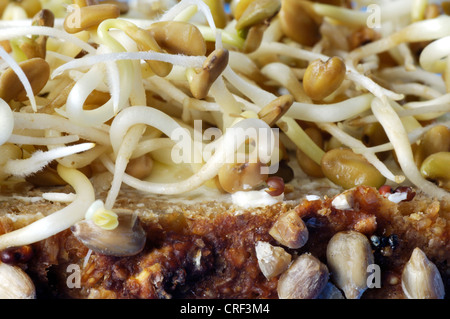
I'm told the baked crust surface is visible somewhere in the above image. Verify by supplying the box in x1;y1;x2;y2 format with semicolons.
1;183;448;299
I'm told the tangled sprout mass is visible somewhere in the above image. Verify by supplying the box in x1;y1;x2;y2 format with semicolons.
0;0;448;255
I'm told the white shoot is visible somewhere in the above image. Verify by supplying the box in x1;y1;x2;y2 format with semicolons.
0;165;95;250
3;143;95;177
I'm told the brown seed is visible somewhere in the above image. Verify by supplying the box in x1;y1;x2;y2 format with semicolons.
71;211;146;257
99;0;129;13
125;154;153;180
147;21;207;56
189;48;229;100
94;21;168;78
124;26;173;77
235;0;280;31
25;165;67;186
242;22;267;53
63;4;120;33
0;245;33;265
0;57;50;102
218;161;268;193
265;176;285;196
257;94;294;127
279;0;321;46
18;9;55;59
348;26;380;50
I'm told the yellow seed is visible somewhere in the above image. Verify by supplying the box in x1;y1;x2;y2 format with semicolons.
0;0;8;17
235;0;280;31
63;4;120;33
415;125;450;167
303;57;346;101
203;0;227;28
321;148;386;189
0;144;22;181
18;0;42;17
233;0;254;20
420;152;450;188
2;3;27;20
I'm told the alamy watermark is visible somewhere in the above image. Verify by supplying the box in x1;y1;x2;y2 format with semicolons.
366;4;381;29
170;119;281;175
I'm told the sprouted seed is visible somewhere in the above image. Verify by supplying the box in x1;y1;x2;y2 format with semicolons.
0;0;448;254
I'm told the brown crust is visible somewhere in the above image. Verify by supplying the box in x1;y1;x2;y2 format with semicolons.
0;184;449;299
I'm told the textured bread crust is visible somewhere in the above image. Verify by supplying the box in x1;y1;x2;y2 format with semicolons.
0;182;449;299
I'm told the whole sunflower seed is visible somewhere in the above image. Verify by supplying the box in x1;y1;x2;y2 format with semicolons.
401;247;445;299
326;230;374;299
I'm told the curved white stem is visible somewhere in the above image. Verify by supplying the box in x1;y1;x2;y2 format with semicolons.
3;143;95;177
0;165;95;250
103;118;276;194
0;98;13;146
371;98;450;200
0;46;36;112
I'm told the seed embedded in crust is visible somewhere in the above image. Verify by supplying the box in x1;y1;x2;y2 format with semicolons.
269;209;308;249
0;262;36;299
277;253;329;299
71;211;146;257
401;247;445;299
326;230;374;299
255;241;291;279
